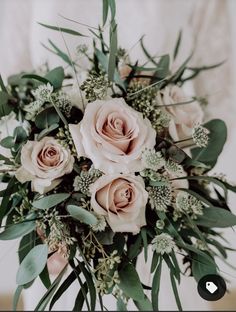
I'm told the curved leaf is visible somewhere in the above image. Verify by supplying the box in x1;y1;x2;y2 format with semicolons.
0;221;35;240
16;244;48;285
196;207;236;228
32;193;70;210
38;22;86;37
119;263;145;301
191;119;227;168
67;205;97;225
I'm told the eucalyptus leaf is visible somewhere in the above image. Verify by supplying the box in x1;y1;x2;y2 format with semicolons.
14;126;28;143
0;91;11;117
192;254;217;282
95;48;125;90
191;119;227;168
35;107;60;129
32;193;70;210
67;204;97;225
49;269;78;310
173;30;182;60
109;0;116;21
21;74;50;85
34;266;67;311
117;297;127;311
0;74;8;93
151;257;162;311
18;232;36;263
119;263;145;301
108;21;117;81
134;295;152;311
73;282;88;311
37;123;59;140
196;207;236;228
170;273;182;311
38;22;86;37
13;285;23;311
77;260;96;311
16;244;48;285
102;0;109;25
0;221;35;240
156;54;170;78
45;66;65;89
0;136;15;148
141;228;148;262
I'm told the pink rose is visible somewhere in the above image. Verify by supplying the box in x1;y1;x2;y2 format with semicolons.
160;86;203;141
90;174;148;233
69;98;156;173
16;137;74;194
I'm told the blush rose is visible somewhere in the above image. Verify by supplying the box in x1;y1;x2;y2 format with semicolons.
69;98;156;174
90;173;148;234
160;85;203;141
16;137;74;194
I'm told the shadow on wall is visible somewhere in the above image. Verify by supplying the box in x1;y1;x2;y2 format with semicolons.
210;288;236;311
0;293;23;311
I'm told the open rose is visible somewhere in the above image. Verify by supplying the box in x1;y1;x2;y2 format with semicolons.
16;137;74;194
90;174;148;233
160;86;203;141
69;98;156;174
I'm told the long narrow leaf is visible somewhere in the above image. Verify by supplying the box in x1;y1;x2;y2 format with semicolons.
151;257;162;311
34;266;67;311
38;22;86;37
170;273;182;311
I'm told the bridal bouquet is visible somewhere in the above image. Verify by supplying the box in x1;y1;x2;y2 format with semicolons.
1;1;236;311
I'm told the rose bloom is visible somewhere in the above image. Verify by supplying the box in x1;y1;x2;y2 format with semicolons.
160;85;203;141
69;98;156;174
16;137;74;194
90;174;148;233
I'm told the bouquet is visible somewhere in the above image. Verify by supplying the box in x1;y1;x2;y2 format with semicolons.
0;1;236;310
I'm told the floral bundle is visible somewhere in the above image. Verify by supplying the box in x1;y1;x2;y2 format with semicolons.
0;1;236;311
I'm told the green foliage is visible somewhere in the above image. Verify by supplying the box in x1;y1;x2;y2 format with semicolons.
77;260;96;311
192;254;217;282
151;257;162;310
67;204;97;225
38;22;86;37
49;268;78;310
0;136;15;148
134;295;152;311
13;285;23;311
141;228;148;262
119;263;145;301
196;207;236;228
0;91;12;117
173;30;182;60
35;107;60;129
102;0;109;25
37;123;59;140
45;66;65;89
18;232;36;263
95;48;126;90
170;272;182;311
39;265;51;289
21;74;50;85
108;21;117;81
32;193;71;210
16;244;48;285
191;119;227;168
0;221;35;240
0;74;8;93
34;266;67;311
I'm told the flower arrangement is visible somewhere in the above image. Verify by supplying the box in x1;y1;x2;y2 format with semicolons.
0;1;236;310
